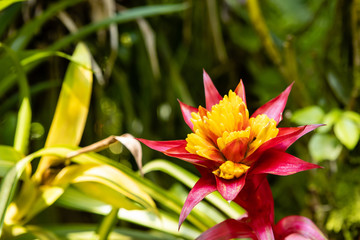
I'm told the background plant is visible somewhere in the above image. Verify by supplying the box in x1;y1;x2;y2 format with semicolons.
0;0;359;239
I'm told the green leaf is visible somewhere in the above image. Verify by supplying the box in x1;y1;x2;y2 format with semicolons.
334;115;360;150
11;163;155;224
70;164;155;211
291;105;325;125
8;0;84;51
49;3;189;51
327;71;350;105
0;0;24;12
116;209;200;239
33;43;92;182
0;2;20;37
317;109;342;133
56;187;201;239
44;43;92;147
10;225;59;240
0;43;32;155
343;111;360;127
64;149;211;231
43;224;194;240
309;133;342;162
0;148;50;236
0;146;210;232
0;145;23;177
11;164;91;224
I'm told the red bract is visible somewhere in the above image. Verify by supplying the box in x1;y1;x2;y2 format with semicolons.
196;175;327;240
138;70;322;228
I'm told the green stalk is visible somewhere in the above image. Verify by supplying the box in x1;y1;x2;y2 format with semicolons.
348;0;360;110
97;208;119;240
247;0;311;107
0;43;31;155
13;99;31;154
283;36;311;106
206;0;228;63
247;0;283;69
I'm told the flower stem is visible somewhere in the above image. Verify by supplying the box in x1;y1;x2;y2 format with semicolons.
0;43;32;155
348;0;360;110
97;207;119;240
206;0;228;63
246;0;311;107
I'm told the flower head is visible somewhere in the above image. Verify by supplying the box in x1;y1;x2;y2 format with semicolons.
138;70;322;228
185;89;279;180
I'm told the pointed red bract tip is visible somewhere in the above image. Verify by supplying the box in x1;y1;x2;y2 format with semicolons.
136;138;185;152
234;79;247;105
250;149;322;176
251;82;294;124
178;99;198;130
203;69;222;110
178;174;217;230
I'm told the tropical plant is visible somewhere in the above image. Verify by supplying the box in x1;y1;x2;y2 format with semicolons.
0;0;359;239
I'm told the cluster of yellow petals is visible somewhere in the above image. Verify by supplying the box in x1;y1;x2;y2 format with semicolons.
185;90;279;180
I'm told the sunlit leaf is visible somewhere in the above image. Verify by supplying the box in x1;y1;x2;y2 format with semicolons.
44;43;92;147
5;177;37;225
291;105;325;125
13;225;59;240
56;187;201;239
42;224;181;240
0;148;49;236
0;0;24;12
309;133;342;162
117;209;201;239
343;111;360;127
8;164;96;225
11;163;155;224
43;221;197;240
70;164;155;211
317;109;342;133
0;146;213;234
33;43;92;182
65;150;212;230
334;115;360;150
0;145;23;177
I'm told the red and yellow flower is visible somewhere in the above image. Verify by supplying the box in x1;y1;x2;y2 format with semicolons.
138;70;321;227
197;175;327;240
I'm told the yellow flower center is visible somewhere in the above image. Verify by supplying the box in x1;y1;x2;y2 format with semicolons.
185;90;279;179
212;161;250;179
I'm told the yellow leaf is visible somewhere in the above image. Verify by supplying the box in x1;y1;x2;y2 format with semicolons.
33;43;92;183
71;164;156;211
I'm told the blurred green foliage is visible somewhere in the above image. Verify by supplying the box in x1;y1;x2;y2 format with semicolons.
0;0;360;239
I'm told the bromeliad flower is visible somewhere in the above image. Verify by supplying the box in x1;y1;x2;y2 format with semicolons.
138;70;322;227
196;175;327;240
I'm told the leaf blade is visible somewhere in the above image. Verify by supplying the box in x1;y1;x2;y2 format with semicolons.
33;43;92;182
